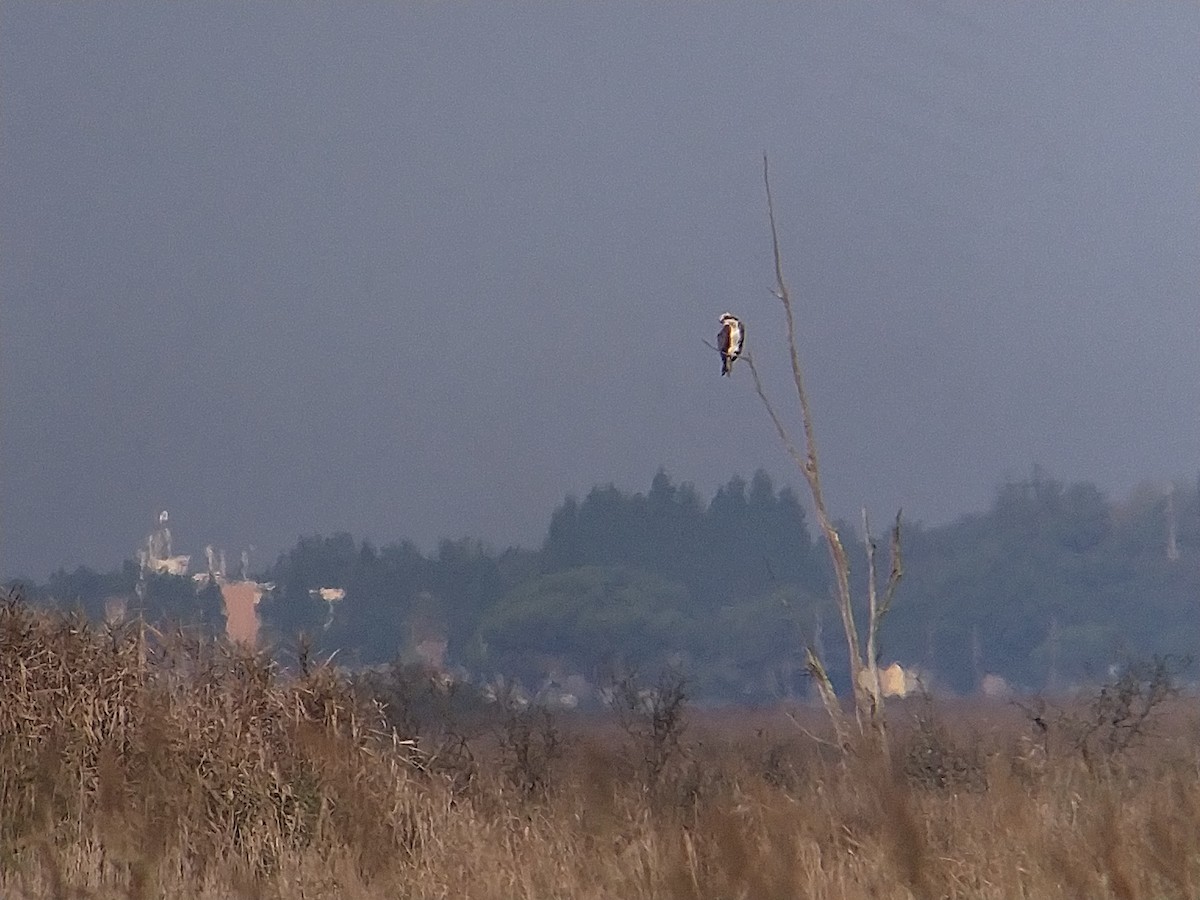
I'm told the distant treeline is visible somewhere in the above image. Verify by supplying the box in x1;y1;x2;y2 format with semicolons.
19;468;1200;701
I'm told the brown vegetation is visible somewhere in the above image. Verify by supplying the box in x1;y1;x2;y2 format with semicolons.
3;594;1200;899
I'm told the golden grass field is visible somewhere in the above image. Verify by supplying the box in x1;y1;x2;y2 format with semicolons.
2;593;1199;900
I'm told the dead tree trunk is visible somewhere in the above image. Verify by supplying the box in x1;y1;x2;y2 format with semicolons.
745;155;903;755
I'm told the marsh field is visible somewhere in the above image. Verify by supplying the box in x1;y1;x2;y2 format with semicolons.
3;596;1200;900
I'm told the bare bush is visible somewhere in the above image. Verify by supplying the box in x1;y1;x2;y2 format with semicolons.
496;704;563;799
1018;655;1189;770
354;661;487;793
899;696;987;793
609;668;689;791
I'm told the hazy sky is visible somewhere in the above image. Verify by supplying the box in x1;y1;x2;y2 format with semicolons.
3;3;1198;579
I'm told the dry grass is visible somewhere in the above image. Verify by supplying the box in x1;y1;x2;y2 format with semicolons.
3;594;1200;899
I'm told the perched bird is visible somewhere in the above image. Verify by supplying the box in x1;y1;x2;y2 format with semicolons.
716;313;745;376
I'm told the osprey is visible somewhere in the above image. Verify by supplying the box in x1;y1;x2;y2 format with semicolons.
716;313;745;376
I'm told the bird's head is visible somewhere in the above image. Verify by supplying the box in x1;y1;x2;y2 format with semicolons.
718;312;739;325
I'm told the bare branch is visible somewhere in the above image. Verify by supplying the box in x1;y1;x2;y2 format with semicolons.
804;646;852;751
764;153;789;303
745;353;806;473
784;710;842;751
878;510;904;619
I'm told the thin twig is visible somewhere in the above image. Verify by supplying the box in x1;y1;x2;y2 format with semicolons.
745;353;806;472
803;645;851;750
784;710;841;750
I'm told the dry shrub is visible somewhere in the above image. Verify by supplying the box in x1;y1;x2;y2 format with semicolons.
898;696;987;793
496;705;563;800
354;661;486;794
0;593;419;894
610;668;690;795
1047;655;1187;770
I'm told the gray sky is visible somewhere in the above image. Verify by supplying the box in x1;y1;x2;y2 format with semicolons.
3;3;1198;579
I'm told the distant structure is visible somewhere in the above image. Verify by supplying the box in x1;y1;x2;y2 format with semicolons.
139;510;190;576
310;587;347;603
309;587;346;630
191;545;221;587
215;545;273;646
856;661;924;699
221;579;268;646
133;510;273;645
980;673;1013;699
